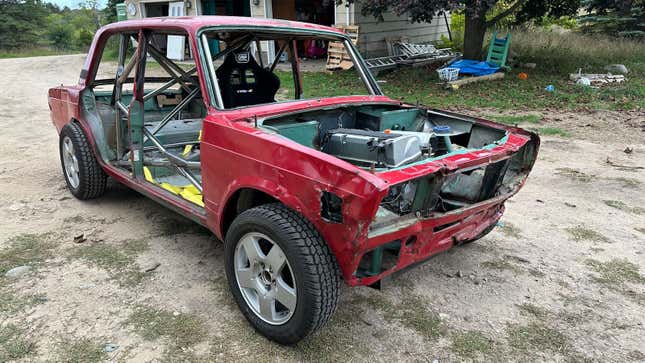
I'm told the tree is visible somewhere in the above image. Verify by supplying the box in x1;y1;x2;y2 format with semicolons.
0;0;49;49
579;0;645;37
342;0;579;59
103;0;121;24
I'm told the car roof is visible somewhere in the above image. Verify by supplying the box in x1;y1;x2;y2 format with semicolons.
101;16;346;35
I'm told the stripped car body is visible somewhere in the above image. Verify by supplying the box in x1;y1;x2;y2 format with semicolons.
49;16;538;342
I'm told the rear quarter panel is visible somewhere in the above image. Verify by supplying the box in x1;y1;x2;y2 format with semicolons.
48;85;83;133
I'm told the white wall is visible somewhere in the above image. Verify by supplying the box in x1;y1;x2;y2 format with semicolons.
355;10;451;57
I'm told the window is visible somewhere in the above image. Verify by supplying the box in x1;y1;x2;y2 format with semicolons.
200;30;375;109
92;32;137;96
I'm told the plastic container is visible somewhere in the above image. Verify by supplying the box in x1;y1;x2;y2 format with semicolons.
437;67;460;82
432;125;452;134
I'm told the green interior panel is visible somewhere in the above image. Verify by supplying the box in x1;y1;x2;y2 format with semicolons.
143;119;202;147
378;108;422;131
94;89;183;112
357;107;422;131
270;120;320;148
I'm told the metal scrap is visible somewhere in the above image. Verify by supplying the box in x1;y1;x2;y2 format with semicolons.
364;40;459;73
570;69;625;85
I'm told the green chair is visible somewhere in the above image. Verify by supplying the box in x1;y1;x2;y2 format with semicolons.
486;31;511;69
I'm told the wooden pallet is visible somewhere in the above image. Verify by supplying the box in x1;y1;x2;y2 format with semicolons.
326;25;359;71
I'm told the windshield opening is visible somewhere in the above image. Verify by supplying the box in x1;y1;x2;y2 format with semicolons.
199;29;376;109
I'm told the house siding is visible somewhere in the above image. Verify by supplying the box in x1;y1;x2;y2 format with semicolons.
355;10;450;57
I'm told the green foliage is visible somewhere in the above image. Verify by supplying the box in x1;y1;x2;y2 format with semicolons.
580;0;645;36
0;0;101;53
450;11;465;52
0;0;49;49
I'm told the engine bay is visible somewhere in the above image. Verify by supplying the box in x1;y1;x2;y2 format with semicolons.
261;104;508;170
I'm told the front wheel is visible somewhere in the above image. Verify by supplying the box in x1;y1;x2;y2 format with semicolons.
224;203;341;345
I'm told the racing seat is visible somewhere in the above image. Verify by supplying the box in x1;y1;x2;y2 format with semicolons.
216;50;280;108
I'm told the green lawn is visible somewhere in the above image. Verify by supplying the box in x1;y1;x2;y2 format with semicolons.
276;62;644;112
278;31;645;112
0;48;78;59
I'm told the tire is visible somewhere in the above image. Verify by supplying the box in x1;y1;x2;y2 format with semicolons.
59;122;107;200
224;203;341;345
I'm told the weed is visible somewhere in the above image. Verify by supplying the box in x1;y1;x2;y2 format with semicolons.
607;177;642;189
627;350;645;361
565;226;610;243
482;258;523;274
604;200;645;215
517;303;550;319
498;221;522;239
0;324;35;361
538;127;571;137
506;322;569;355
68;239;149;286
555;168;594;183
586;258;645;285
125;305;207;348
56;338;106;363
359;293;446;341
0;289;47;316
451;330;496;358
0;233;56;275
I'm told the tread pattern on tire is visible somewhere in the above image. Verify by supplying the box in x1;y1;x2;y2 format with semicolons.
60;122;107;200
230;203;342;342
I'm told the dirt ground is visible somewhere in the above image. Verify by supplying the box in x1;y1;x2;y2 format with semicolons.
1;54;644;362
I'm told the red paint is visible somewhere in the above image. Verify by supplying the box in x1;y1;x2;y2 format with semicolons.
49;17;539;287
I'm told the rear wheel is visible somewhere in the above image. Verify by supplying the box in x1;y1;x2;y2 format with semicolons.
224;203;341;345
59;123;107;200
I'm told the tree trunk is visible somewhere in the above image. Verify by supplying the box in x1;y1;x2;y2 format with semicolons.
463;8;487;60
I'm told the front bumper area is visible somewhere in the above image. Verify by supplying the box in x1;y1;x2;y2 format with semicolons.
347;194;507;286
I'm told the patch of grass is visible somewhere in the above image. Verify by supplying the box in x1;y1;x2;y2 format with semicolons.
0;324;35;361
506;322;569;355
56;338;106;363
0;47;76;59
607;177;642;189
586;258;645;285
517;303;550;319
360;293;446;341
451;330;496;358
555;168;594;183
565;226;610;243
604;200;645;215
538;127;571;137
125;305;207;348
488;114;542;125
68;239;149;286
627;350;645;361
0;289;47;316
482;257;523;274
498;221;522;239
0;233;56;275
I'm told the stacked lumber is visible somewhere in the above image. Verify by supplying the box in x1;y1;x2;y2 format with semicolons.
326;25;359;71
